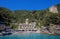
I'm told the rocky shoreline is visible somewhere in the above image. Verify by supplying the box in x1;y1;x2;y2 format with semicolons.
40;30;60;35
0;31;60;36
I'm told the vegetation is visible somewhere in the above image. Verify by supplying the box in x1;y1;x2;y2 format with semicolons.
0;4;60;29
11;24;18;30
0;7;16;26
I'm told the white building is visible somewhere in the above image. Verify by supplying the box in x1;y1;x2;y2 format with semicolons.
50;24;60;34
49;6;58;13
18;19;36;31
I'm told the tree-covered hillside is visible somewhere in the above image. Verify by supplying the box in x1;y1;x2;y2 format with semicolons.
0;4;60;28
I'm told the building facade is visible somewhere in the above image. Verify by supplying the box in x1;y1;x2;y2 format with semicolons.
49;6;58;13
18;19;36;31
50;24;60;34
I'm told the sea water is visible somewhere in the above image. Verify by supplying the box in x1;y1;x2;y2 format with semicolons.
0;33;60;39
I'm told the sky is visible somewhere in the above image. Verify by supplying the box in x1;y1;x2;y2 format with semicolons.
0;0;60;10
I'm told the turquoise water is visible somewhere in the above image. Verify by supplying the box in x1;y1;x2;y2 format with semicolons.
0;33;60;39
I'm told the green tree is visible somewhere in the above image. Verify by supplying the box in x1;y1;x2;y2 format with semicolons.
0;7;15;26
